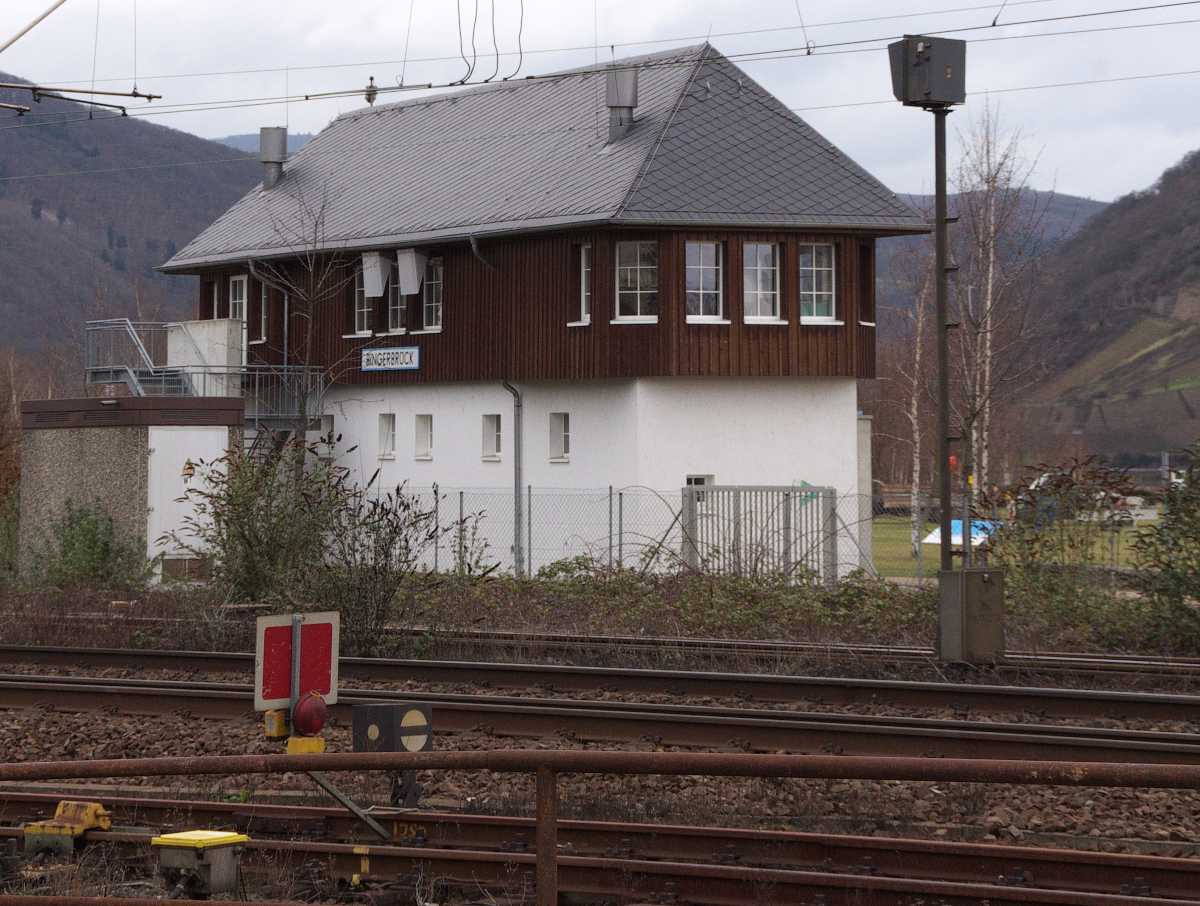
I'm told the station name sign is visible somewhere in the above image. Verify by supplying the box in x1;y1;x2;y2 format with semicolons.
362;346;420;372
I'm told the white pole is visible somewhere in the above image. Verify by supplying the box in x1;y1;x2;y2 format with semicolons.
0;0;72;56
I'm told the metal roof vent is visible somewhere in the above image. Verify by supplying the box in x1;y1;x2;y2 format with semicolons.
605;66;638;143
259;126;288;190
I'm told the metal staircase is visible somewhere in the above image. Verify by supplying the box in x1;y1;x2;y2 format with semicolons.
84;319;325;434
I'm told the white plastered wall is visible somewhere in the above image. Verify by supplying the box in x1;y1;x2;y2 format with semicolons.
147;425;231;562
323;376;863;574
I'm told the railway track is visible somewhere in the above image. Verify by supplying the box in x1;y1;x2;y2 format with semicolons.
3;671;1200;762
2;644;1198;723
3;791;1199;904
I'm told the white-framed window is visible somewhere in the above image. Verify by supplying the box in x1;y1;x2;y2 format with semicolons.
422;257;443;330
415;413;433;460
353;267;371;334
578;243;592;323
685;241;723;321
743;242;781;321
387;256;406;333
378;413;396;459
549;411;570;461
211;279;220;317
686;474;715;505
799;243;837;321
482;413;502;460
229;275;247;321
615;241;658;320
257;282;269;342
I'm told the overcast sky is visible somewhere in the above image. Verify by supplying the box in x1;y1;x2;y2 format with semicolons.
3;0;1199;202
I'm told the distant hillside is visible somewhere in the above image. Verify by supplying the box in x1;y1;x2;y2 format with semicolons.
0;75;261;353
875;188;1106;322
214;132;314;154
1027;151;1200;455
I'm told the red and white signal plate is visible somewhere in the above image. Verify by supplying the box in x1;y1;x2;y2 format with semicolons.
254;611;340;711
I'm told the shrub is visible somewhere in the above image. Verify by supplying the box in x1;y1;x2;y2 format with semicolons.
33;500;150;591
0;492;17;587
165;437;343;603
1133;442;1200;638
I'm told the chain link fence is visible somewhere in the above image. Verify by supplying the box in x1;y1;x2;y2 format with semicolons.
399;485;876;581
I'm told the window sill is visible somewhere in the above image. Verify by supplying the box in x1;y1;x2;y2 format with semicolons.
567;319;591;328
248;338;268;346
342;331;372;340
858;320;877;328
378;454;395;461
414;454;433;461
800;318;844;327
745;318;788;326
686;318;731;326
610;317;658;325
410;328;442;335
377;329;408;336
549;457;570;464
482;454;502;462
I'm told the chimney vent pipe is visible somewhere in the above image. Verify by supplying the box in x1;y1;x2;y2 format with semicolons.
605;67;638;142
259;126;288;189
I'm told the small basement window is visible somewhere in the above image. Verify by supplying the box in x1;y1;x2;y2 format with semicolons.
482;413;502;460
549;411;570;461
378;413;396;459
415;413;433;460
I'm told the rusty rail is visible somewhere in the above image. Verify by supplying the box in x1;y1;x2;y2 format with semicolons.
3;644;1198;720
6;671;1200;762
6;751;1200;905
3;790;1199;898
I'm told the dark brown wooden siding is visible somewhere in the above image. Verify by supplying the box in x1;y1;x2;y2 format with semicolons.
193;227;882;383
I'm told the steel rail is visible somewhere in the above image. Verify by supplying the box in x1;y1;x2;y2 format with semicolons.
4;828;1193;906
10;750;1200;906
2;644;1197;722
3;672;1200;762
4;790;1199;899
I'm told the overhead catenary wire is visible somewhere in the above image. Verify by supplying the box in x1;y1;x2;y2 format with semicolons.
19;0;1079;87
7;62;1200;182
0;0;72;55
7;1;1196;132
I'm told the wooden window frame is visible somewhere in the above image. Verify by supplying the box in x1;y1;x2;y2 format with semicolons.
743;242;784;323
417;257;443;333
378;412;396;459
799;242;839;324
253;282;269;344
386;254;408;334
685;240;726;323
569;243;592;327
613;240;659;323
228;275;248;322
414;413;433;460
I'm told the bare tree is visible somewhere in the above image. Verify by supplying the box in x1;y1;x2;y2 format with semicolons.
951;102;1053;547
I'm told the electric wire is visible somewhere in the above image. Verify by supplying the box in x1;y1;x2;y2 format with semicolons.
5;3;1198;132
484;0;499;82
504;0;525;81
6;62;1200;182
398;0;416;86
26;0;1075;87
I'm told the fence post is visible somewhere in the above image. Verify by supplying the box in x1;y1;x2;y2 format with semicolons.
783;491;793;579
733;489;743;576
457;491;465;576
681;487;699;571
822;488;838;588
433;485;440;573
527;484;533;578
618;492;624;570
608;485;614;573
535;766;558;906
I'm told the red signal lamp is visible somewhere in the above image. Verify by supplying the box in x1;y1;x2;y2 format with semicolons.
292;692;329;736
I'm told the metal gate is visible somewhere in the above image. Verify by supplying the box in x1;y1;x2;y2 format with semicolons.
680;485;838;583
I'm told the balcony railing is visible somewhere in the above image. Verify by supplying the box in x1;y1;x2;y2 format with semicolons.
84;319;325;429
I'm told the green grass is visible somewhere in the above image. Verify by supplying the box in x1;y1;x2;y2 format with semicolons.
871;515;1151;578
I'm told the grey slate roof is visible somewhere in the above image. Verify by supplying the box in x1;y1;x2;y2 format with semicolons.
163;44;927;272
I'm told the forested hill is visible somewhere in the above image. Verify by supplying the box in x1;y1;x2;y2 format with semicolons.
0;75;261;352
214;132;314;154
1027;152;1200;454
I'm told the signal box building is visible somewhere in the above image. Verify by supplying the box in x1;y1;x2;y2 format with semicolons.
143;43;926;573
